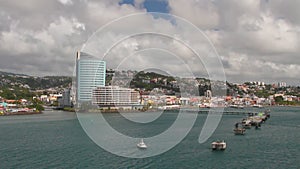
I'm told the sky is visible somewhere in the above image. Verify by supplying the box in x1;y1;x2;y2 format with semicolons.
0;0;299;85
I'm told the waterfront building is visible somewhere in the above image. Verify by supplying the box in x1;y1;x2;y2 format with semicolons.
62;89;71;107
0;101;7;108
92;86;140;108
76;51;106;103
58;89;72;108
180;97;190;105
40;95;49;102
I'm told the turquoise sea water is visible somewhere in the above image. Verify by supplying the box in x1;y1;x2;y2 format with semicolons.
0;107;299;169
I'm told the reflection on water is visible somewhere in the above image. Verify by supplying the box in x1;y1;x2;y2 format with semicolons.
0;110;76;124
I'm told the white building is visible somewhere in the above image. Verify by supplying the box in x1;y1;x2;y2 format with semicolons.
278;82;287;88
92;86;140;107
180;97;190;105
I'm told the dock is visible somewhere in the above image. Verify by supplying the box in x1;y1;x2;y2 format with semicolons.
184;109;256;115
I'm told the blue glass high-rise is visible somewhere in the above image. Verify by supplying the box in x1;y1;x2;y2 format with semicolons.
76;51;106;104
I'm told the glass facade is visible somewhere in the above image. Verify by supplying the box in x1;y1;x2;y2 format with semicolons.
76;52;106;103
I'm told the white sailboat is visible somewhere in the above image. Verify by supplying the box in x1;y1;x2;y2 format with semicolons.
137;138;147;149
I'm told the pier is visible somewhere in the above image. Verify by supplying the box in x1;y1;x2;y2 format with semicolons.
184;109;258;116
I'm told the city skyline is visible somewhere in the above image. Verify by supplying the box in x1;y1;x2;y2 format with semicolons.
0;0;299;85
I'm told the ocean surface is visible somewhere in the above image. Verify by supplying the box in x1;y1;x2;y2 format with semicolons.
0;107;299;169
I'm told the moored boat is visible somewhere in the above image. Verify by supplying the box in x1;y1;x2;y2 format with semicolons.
253;122;262;129
248;116;263;125
265;109;271;118
229;105;238;108
242;123;252;129
234;123;246;135
234;128;246;135
237;105;244;109
253;104;263;108
242;119;252;129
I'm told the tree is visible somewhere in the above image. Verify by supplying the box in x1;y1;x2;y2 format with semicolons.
274;96;283;103
28;98;45;111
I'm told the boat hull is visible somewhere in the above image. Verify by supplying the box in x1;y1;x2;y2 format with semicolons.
234;128;246;135
137;145;147;149
211;141;226;150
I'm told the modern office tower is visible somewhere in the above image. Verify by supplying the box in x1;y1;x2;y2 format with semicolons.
76;51;106;103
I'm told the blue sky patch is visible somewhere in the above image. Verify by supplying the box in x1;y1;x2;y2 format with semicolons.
119;0;169;13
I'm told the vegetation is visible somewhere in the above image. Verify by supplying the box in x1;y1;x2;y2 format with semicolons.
1;70;300;106
63;107;75;112
27;98;44;112
0;86;34;100
274;96;300;106
255;90;270;98
274;96;284;102
0;71;72;103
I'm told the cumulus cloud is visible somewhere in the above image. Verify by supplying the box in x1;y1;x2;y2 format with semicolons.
0;0;299;85
168;0;219;29
168;0;299;84
0;0;144;76
57;0;73;5
0;16;85;76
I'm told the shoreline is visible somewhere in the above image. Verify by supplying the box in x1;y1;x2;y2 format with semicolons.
3;105;296;115
73;105;300;113
1;111;42;116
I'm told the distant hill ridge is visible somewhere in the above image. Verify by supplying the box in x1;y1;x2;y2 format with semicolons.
0;71;29;77
0;71;72;90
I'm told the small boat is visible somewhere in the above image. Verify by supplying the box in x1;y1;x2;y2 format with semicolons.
234;128;246;135
265;109;271;118
254;122;262;129
242;123;252;129
253;104;263;108
237;105;244;109
229;105;238;108
247;116;263;125
242;119;252;129
211;140;226;150
137;139;147;149
234;123;246;135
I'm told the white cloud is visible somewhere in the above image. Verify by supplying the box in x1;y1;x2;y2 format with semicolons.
168;0;219;29
85;1;146;30
0;16;85;55
168;0;300;84
57;0;73;5
0;0;299;85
